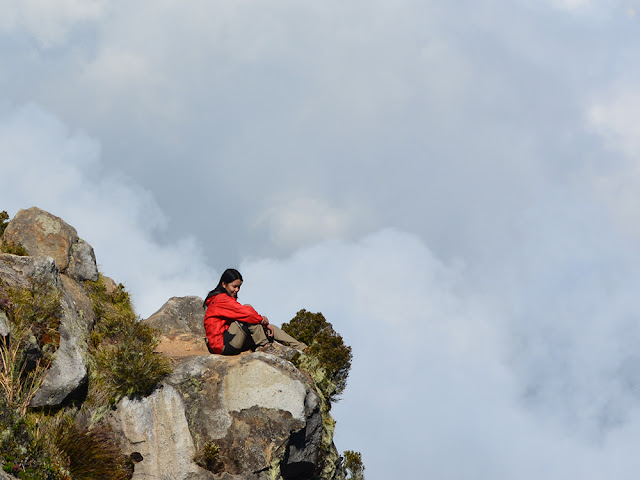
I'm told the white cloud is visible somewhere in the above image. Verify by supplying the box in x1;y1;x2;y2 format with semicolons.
4;1;640;479
238;211;640;479
6;99;640;479
586;87;640;243
255;196;355;250
589;88;640;159
521;0;630;15
0;0;106;47
0;102;216;316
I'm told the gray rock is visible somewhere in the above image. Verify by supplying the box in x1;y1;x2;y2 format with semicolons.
0;254;89;407
145;295;205;337
0;469;14;480
67;238;99;282
167;353;323;479
0;254;61;289
60;274;96;329
109;385;215;480
30;340;86;406
0;309;9;337
3;207;79;271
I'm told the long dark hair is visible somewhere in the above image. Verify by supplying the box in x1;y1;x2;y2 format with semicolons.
203;268;243;307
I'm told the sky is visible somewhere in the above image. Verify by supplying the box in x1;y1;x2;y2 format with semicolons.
2;0;640;478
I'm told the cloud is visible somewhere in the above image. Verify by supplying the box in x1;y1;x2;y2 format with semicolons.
589;88;640;159
0;102;217;316
587;85;640;242
6;99;640;479
254;196;356;250
0;0;106;48
238;206;640;479
237;196;640;479
4;1;640;479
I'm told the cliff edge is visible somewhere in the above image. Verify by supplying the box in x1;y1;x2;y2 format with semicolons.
0;207;345;480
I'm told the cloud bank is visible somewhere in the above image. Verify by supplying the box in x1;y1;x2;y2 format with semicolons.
0;103;217;315
3;1;640;478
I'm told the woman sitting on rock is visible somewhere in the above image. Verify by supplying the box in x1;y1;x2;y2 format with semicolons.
203;268;306;355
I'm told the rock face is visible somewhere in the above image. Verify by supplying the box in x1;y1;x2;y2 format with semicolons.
0;309;8;337
0;207;346;480
146;296;211;357
109;385;215;480
140;297;336;480
109;351;326;480
167;353;323;480
0;254;91;407
146;296;205;337
3;207;98;282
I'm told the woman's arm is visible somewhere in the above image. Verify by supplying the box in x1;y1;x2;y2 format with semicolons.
212;294;264;324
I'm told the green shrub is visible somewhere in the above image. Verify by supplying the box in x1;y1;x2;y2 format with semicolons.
38;412;132;480
85;276;171;405
2;279;62;355
282;310;352;403
0;279;69;478
0;410;62;480
93;336;171;399
194;441;224;473
0;279;61;416
0;211;8;237
343;450;365;480
0;241;28;256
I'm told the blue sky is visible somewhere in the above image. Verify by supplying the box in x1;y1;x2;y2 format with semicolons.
3;1;640;478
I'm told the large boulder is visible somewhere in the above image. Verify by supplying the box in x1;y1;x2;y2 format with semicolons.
145;353;323;480
67;238;99;282
108;352;326;480
109;385;215;480
145;296;209;356
142;297;336;479
0;254;91;407
146;295;205;337
2;207;98;281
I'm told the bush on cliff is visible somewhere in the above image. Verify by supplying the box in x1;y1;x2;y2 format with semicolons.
0;279;61;414
282;309;352;404
342;450;365;480
85;275;171;404
0;210;8;236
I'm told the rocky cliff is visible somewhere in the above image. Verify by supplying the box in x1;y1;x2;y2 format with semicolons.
0;207;345;480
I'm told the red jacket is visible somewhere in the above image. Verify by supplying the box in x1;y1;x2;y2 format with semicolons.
204;293;263;354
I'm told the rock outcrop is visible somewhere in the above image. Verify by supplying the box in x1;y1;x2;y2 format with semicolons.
0;207;345;480
3;207;98;282
0;253;92;407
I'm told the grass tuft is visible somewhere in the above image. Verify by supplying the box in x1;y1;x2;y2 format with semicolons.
36;412;132;480
0;211;8;237
0;241;28;256
194;441;224;473
0;279;60;416
84;275;171;405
